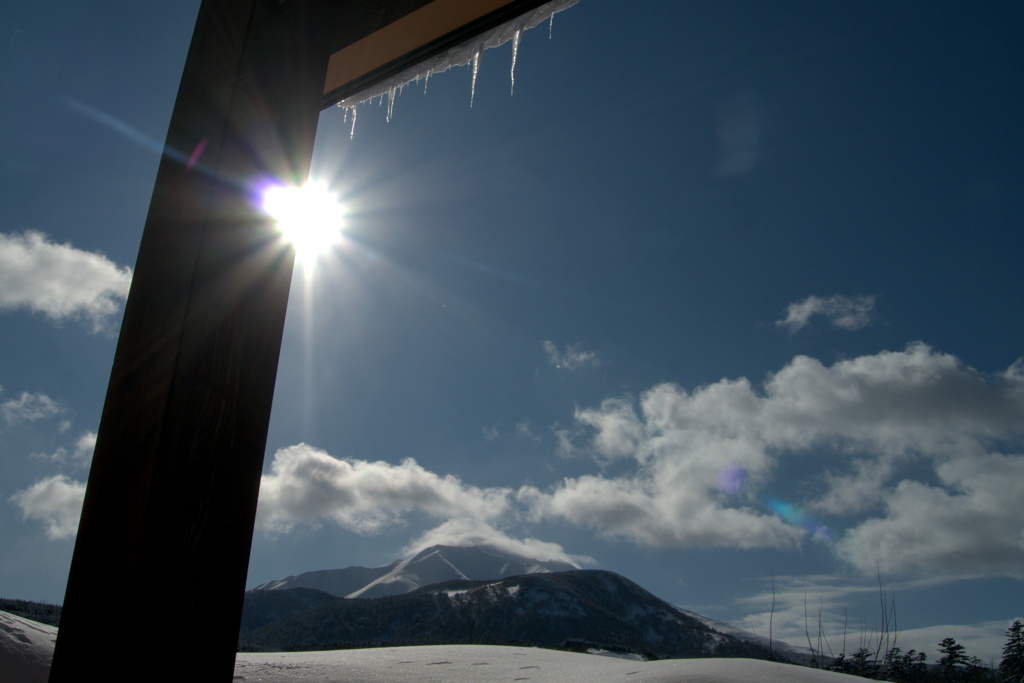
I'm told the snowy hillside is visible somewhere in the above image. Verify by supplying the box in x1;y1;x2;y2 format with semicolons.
1;610;58;683
1;612;870;683
234;645;878;683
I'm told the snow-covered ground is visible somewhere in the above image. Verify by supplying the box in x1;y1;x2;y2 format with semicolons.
235;646;868;682
1;611;57;683
4;609;871;683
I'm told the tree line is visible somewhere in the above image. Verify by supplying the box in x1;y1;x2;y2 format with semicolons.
763;573;1021;683
804;619;1022;682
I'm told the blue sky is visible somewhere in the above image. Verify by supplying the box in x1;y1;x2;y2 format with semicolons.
2;0;1023;664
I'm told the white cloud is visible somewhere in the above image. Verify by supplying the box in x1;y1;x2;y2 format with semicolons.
9;474;86;540
759;343;1024;459
542;340;598;370
812;457;895;515
29;430;96;466
0;231;132;333
524;343;1024;574
574;397;643;463
256;443;513;533
401;518;593;567
552;427;578;457
1;391;64;424
836;452;1024;576
516;420;541;441
29;446;67;464
776;295;876;333
519;475;802;550
72;431;97;463
520;374;803;549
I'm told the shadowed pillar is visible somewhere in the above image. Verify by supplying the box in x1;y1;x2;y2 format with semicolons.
49;1;561;681
49;1;329;680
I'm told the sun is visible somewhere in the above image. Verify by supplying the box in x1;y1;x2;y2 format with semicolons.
262;181;346;268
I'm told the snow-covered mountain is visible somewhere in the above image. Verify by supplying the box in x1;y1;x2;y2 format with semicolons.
251;544;578;599
240;569;771;660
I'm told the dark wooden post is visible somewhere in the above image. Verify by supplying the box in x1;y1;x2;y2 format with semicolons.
49;1;562;680
49;1;329;680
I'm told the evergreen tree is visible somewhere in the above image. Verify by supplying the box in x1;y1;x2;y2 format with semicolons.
1000;620;1024;683
849;647;878;678
939;637;969;681
883;646;929;683
937;637;993;682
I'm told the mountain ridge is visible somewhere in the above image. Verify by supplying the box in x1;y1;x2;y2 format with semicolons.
243;544;805;661
240;569;771;660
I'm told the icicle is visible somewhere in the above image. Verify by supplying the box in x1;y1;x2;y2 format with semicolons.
386;85;396;122
331;0;580;127
510;29;521;95
349;105;357;139
470;50;481;108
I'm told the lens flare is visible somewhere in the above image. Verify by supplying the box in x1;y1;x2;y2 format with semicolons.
186;138;208;170
262;181;345;268
718;465;747;494
718;465;831;542
767;498;832;542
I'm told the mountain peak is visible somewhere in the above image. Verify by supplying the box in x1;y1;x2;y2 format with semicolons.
251;544;578;599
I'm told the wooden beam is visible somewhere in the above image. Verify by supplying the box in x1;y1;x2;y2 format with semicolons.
49;1;329;680
325;0;522;96
321;0;554;107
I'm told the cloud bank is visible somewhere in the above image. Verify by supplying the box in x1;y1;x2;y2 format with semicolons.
0;231;132;332
248;343;1024;579
534;343;1024;576
14;343;1022;583
777;294;875;333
